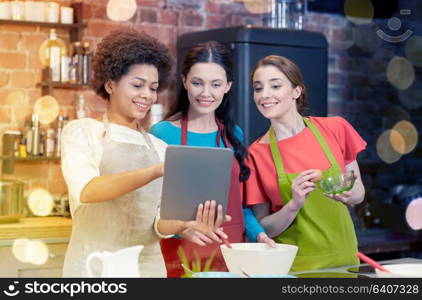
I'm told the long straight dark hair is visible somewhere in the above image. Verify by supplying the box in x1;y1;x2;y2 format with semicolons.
165;41;250;181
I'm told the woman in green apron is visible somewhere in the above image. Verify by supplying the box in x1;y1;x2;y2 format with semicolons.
244;55;366;272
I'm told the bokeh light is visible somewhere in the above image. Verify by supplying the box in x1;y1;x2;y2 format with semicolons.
389;129;405;155
12;238;31;263
406;198;422;230
386;56;415;90
376;130;402;164
106;0;137;22
26;240;49;265
382;105;410;129
405;35;422;68
344;0;374;25
398;80;422;110
12;239;49;265
27;188;54;216
243;0;273;14
392;120;418;154
33;95;60;125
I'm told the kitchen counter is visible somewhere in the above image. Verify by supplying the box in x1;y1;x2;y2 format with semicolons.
0;216;72;246
290;257;422;278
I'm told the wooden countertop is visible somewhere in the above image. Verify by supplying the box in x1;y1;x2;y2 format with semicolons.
0;217;72;241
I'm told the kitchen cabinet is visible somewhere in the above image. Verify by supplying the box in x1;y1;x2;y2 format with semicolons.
0;217;72;278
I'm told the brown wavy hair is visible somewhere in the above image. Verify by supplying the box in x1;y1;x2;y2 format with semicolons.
92;27;173;100
250;55;307;115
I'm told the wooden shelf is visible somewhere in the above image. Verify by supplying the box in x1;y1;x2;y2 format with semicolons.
40;68;91;95
0;2;85;42
38;82;90;89
0;19;85;29
1;155;60;174
0;155;60;162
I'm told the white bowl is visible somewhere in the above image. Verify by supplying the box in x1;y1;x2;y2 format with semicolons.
375;263;422;277
191;272;241;278
220;243;298;276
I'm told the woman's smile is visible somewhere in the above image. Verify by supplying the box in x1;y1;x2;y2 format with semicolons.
196;97;215;107
132;100;150;112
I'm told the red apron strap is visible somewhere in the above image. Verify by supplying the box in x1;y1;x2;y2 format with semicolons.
181;113;188;145
181;112;227;148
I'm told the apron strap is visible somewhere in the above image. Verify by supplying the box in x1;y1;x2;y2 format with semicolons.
303;118;341;173
102;112;160;159
269;127;292;203
180;112;226;148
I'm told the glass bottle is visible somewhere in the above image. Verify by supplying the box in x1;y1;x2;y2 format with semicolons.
75;93;89;119
82;42;91;85
47;28;62;82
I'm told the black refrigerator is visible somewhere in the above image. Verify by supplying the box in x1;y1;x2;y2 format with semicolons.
177;26;328;145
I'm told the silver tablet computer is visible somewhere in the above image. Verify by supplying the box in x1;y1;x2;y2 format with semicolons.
160;145;234;221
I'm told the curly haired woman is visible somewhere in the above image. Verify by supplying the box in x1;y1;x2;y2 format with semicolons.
61;28;229;277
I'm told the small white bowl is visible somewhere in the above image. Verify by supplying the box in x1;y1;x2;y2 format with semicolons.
375;263;422;277
191;272;240;278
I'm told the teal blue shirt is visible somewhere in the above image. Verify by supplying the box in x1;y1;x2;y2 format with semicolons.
149;120;265;242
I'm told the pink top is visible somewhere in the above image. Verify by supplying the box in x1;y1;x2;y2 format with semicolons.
244;116;367;212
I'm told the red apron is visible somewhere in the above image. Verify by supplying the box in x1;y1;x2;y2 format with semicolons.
160;114;244;277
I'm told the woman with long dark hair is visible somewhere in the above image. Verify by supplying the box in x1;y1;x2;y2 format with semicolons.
150;41;274;277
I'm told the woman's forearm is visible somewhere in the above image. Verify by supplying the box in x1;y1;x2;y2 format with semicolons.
80;163;163;203
347;178;365;205
157;219;187;236
259;201;301;238
345;160;365;205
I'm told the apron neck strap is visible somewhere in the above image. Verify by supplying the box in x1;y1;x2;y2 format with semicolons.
102;112;156;151
302;118;340;171
181;112;229;148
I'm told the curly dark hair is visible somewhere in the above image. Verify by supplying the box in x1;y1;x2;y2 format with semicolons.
165;41;250;182
92;27;173;100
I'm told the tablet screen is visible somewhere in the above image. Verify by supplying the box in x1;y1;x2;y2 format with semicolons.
160;145;234;221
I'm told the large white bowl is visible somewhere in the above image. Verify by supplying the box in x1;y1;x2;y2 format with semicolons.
220;243;298;276
375;263;422;278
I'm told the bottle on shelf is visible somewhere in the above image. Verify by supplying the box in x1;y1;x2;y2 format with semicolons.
75;93;89;119
55;115;64;158
47;28;62;82
68;60;78;84
46;127;56;157
39;130;46;156
31;114;40;156
72;41;83;84
61;55;71;83
82;42;91;85
23;119;33;156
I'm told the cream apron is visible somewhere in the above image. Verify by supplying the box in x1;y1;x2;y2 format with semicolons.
62;115;166;277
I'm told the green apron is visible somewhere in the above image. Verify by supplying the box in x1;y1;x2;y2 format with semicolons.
269;118;359;272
